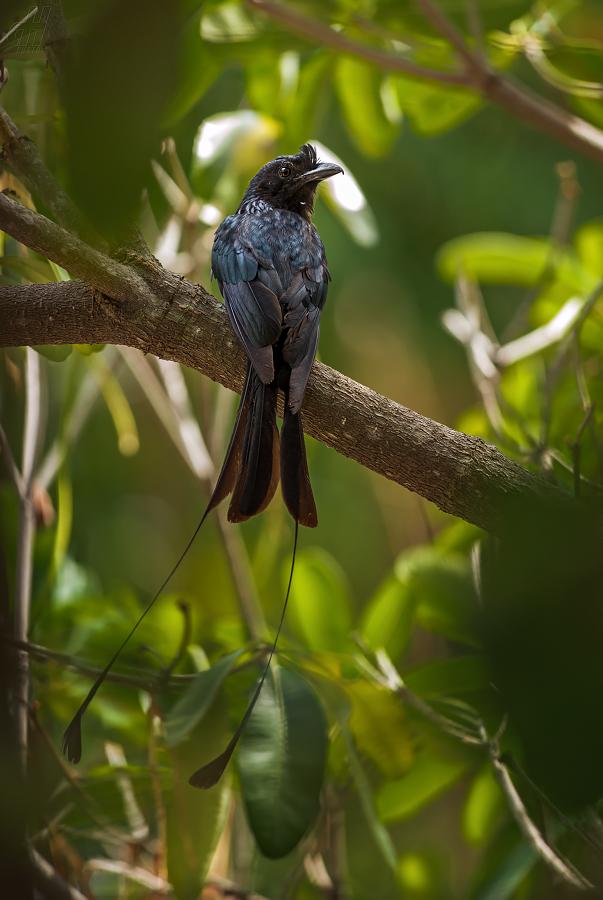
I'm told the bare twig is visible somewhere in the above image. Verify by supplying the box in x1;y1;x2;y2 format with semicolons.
0;8;40;50
30;846;89;900
464;0;484;61
482;726;593;891
567;402;595;499
14;348;44;770
0;418;25;498
413;0;477;73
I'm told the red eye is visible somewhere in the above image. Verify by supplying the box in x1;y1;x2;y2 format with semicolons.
279;166;291;178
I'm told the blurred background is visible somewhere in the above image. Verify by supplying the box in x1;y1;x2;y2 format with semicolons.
2;0;603;898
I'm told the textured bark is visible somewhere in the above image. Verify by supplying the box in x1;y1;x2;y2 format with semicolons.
0;278;573;535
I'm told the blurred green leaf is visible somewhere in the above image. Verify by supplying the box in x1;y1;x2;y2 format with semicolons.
348;680;413;779
0;255;56;283
361;575;417;661
238;666;327;859
462;762;505;847
67;0;179;235
166;701;232;899
396;547;479;647
470;838;536;900
284;51;332;148
343;723;397;871
288;548;353;653
165;649;243;746
404;655;490;697
375;750;467;824
333;56;399;157
575;218;603;278
437;232;589;291
32;345;73;362
85;354;139;456
244;51;282;116
394;77;482;137
164;11;222;125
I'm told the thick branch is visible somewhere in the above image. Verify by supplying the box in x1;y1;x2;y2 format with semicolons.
0;278;574;535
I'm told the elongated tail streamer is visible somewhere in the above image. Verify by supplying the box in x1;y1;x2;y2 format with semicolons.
188;520;299;789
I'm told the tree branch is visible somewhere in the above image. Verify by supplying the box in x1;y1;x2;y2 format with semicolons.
248;0;603;168
247;0;470;85
0;271;575;535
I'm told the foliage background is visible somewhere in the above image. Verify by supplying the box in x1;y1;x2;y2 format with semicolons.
2;0;603;898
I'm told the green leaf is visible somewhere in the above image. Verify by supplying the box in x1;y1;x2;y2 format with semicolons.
284;51;332;148
462;763;505;847
32;345;73;362
288;548;353;653
166;701;232;899
575;219;603;279
237;666;327;859
361;575;418;661
333;56;399;158
396;547;479;647
244;52;282;116
0;255;56;283
342;724;397;871
404;656;490;697
165;649;244;746
164;11;222;125
348;680;413;779
375;749;467;824
471;839;536;900
394;77;482;137
437;233;588;291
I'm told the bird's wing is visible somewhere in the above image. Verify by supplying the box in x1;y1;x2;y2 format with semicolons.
212;215;283;384
280;242;331;414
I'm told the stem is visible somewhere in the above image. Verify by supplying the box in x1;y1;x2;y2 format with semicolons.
14;348;43;771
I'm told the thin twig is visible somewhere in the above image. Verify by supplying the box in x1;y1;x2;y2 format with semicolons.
412;0;478;74
247;0;470;84
464;0;484;61
14;348;43;770
482;726;593;891
0;418;25;498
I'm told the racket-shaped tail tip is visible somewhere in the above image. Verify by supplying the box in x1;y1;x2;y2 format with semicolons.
189;744;236;790
62;714;83;764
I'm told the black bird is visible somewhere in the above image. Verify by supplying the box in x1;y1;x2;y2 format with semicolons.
61;144;342;775
208;143;343;527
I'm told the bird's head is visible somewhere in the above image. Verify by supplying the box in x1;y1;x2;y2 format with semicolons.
239;144;343;220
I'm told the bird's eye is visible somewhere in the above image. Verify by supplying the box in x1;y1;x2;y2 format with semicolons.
278;166;291;178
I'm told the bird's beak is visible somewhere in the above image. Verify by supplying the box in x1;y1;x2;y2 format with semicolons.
297;162;344;183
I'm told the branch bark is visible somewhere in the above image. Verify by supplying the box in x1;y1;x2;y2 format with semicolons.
0;272;573;536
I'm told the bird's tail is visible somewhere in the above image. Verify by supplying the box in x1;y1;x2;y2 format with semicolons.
279;368;318;528
225;362;280;522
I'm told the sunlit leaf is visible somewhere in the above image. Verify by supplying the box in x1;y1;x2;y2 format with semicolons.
244;51;282;116
287;548;353;653
237;666;327;859
361;575;417;661
375;750;468;824
348;680;413;779
284;50;332;148
333;56;399;158
165;649;244;746
32;345;73;362
394;77;482;137
437;233;588;292
575;218;603;279
462;762;505;846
